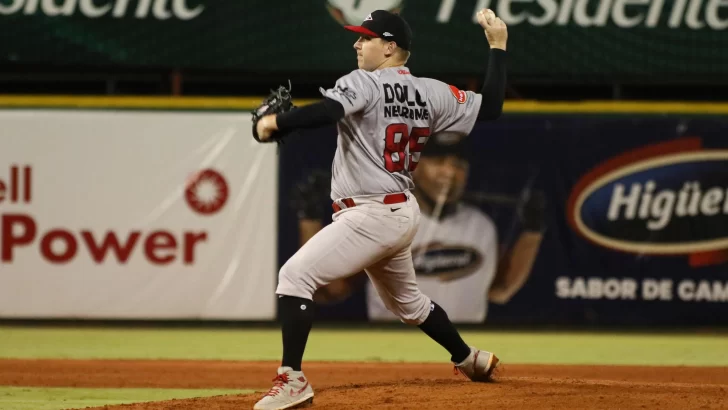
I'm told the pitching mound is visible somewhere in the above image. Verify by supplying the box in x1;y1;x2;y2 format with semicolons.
1;359;727;409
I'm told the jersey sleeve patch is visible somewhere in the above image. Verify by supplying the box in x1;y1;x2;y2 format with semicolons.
319;69;375;115
331;85;358;105
449;85;467;104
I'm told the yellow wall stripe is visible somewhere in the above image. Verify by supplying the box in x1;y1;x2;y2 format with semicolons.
0;95;319;110
0;95;727;114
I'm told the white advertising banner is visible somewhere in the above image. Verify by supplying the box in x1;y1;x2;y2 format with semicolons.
0;109;278;319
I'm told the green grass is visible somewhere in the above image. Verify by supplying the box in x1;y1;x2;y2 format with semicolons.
1;326;727;366
0;386;248;410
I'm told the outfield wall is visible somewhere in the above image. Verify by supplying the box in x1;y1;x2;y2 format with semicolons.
0;98;726;325
0;109;278;320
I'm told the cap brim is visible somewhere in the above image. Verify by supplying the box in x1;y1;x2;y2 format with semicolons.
344;25;379;38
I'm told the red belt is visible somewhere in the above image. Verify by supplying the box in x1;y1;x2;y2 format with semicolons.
332;192;407;212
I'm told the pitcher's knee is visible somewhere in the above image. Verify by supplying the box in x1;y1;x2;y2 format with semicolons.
276;260;317;300
393;293;432;326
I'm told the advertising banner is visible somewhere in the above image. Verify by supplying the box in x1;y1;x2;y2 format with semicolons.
0;109;279;320
277;114;728;326
1;0;726;79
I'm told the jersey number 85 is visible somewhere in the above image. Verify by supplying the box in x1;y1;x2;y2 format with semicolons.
383;123;430;173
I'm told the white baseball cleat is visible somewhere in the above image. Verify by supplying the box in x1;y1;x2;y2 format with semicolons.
453;346;501;382
253;366;314;410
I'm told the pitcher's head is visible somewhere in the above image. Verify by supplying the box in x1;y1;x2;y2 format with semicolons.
344;10;412;71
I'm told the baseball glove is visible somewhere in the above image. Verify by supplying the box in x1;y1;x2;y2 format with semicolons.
252;82;296;144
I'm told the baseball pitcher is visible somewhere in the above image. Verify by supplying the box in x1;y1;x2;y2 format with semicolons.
252;8;508;410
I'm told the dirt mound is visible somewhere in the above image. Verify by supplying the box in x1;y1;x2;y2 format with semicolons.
1;359;726;409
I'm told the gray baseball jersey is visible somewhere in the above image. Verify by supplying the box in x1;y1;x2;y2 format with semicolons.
278;67;486;329
320;67;482;200
366;204;499;323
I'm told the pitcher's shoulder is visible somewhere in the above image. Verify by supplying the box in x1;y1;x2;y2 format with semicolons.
417;76;447;87
334;69;382;88
341;68;378;80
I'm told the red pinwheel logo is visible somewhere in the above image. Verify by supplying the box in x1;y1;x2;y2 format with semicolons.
185;169;229;215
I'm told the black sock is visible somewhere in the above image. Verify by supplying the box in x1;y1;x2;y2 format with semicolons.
418;302;471;364
278;295;314;371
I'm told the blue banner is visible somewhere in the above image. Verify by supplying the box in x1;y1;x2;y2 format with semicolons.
277;115;728;326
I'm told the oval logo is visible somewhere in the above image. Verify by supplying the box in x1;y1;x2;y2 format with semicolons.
413;244;483;282
568;138;728;256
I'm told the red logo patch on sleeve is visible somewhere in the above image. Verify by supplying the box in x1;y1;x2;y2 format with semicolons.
448;85;467;104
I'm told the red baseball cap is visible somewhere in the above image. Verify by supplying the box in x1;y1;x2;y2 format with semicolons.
344;10;413;51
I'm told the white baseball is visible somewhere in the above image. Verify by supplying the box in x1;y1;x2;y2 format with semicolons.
485;9;496;24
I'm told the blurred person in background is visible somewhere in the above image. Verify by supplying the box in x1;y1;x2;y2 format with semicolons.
290;132;546;323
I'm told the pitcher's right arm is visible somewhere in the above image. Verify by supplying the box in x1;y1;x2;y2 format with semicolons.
428;8;508;135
